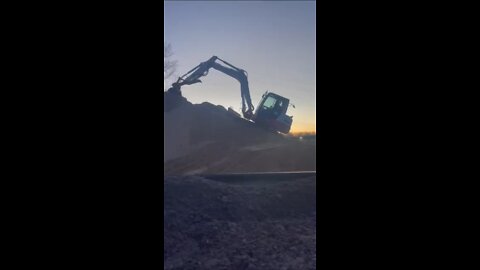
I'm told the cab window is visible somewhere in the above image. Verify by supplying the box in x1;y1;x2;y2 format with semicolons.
263;96;277;109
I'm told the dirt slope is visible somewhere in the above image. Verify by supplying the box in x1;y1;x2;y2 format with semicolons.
164;91;316;175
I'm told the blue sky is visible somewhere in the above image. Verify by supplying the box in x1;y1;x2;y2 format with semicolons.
165;1;316;132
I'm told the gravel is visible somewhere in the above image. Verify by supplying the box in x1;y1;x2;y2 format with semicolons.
164;175;316;270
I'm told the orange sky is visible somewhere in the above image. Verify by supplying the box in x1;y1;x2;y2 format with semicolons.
291;126;316;133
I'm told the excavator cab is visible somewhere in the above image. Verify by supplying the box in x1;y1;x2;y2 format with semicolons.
253;91;292;134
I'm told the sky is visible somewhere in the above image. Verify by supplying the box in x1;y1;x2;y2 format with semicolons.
164;1;316;133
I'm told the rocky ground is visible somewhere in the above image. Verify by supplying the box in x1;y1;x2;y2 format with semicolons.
164;175;316;270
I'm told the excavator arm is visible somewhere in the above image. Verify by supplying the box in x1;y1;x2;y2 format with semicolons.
167;56;255;119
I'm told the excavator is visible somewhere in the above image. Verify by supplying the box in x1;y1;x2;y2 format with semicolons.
166;56;293;134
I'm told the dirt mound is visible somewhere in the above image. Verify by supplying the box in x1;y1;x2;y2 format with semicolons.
164;91;316;174
164;91;190;112
164;175;316;270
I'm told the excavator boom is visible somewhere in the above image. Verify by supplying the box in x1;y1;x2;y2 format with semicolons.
168;56;255;119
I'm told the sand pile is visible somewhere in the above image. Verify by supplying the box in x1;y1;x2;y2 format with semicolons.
164;91;316;175
164;175;316;270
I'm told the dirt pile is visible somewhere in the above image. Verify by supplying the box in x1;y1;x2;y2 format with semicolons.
164;91;190;112
164;175;316;270
164;91;316;174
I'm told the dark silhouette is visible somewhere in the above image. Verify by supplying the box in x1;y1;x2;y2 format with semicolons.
165;56;293;134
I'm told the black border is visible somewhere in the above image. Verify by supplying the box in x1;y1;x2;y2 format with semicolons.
9;0;460;267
